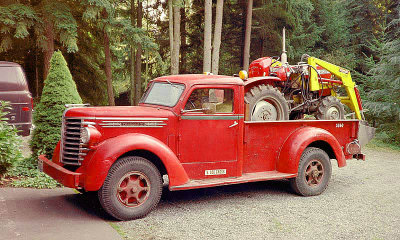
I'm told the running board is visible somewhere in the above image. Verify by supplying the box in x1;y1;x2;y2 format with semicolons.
170;171;297;191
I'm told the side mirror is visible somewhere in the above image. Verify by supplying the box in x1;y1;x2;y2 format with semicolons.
202;103;216;114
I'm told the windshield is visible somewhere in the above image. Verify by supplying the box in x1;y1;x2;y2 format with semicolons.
141;81;185;107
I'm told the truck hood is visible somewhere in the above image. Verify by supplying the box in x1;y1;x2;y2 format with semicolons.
64;106;175;119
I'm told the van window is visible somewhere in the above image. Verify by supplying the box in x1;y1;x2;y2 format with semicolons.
0;67;24;91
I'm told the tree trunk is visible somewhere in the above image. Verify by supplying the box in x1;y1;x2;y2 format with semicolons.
203;0;212;73
103;10;115;107
130;0;136;105
134;0;143;104
180;4;186;74
35;47;39;98
169;0;174;74
104;30;115;106
243;0;253;71
43;16;54;81
211;0;224;75
171;1;180;75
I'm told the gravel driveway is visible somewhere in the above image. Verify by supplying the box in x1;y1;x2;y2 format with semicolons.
115;147;400;240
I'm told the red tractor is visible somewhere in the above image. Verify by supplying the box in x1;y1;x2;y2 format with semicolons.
243;29;364;122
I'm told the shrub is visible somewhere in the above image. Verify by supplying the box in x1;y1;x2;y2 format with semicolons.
0;101;23;175
6;156;60;188
31;51;82;159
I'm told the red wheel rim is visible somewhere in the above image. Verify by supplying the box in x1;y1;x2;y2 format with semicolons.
116;171;151;207
304;160;324;186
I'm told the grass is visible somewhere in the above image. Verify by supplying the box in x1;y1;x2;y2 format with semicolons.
108;222;129;239
366;138;400;152
3;156;60;189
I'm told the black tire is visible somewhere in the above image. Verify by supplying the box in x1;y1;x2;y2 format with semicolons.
290;147;332;196
98;156;162;221
244;84;289;121
316;96;345;120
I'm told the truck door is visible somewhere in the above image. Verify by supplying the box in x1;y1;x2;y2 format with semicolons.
178;86;242;179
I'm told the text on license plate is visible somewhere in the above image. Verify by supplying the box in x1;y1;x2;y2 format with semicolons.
205;169;226;176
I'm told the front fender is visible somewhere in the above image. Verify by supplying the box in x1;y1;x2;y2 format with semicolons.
276;127;345;174
83;133;189;191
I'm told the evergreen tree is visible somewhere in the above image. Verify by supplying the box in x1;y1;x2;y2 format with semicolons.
310;0;354;68
0;1;78;80
364;4;400;144
31;51;82;159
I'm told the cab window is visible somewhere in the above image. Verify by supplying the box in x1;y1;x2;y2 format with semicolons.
184;88;234;113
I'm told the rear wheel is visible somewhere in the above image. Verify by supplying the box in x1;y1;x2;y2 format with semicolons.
290;147;332;196
316;96;345;120
98;156;162;220
244;84;289;121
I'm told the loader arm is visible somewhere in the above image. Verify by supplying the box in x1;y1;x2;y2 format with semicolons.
307;57;362;120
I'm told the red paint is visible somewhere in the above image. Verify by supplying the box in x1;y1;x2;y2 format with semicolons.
354;87;363;111
83;133;189;191
41;74;364;192
276;126;346;174
40;155;81;188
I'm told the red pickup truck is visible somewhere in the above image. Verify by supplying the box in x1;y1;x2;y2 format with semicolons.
39;74;374;220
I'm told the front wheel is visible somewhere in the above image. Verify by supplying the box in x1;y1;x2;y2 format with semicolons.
290;147;332;196
98;156;162;220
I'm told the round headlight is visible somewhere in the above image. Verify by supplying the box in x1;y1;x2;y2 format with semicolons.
80;127;91;144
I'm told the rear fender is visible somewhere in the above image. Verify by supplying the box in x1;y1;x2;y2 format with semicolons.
83;133;189;191
276;127;345;174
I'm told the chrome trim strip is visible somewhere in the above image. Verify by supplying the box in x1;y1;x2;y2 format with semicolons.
181;115;244;120
63;142;81;146
65;103;90;108
60;161;81;166
66;132;81;136
82;121;96;125
97;117;168;121
100;120;166;123
98;122;167;126
62;117;168;121
244;119;360;123
102;126;163;128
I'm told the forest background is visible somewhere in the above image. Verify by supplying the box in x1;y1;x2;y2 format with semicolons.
0;0;399;145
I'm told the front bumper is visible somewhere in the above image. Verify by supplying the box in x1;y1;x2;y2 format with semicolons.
38;155;82;188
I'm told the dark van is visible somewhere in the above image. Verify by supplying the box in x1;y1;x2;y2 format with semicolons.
0;61;32;136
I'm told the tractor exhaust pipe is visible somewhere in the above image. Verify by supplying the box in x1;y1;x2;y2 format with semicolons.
281;27;288;65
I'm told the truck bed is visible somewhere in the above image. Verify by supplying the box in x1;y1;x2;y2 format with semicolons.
243;120;359;173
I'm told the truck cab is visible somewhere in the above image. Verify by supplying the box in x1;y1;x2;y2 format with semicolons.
39;74;373;221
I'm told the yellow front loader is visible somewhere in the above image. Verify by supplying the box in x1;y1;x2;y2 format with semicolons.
307;56;363;120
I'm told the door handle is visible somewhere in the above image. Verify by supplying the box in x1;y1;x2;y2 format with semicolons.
229;121;238;128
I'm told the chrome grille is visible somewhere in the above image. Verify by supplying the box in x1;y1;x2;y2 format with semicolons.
60;118;88;165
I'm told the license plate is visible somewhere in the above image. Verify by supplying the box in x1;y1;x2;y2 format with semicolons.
205;169;226;176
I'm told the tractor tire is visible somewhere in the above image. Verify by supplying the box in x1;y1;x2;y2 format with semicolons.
289;147;332;196
244;84;289;121
316;96;345;120
98;156;162;221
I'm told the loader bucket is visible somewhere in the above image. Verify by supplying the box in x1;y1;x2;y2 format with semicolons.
358;121;376;147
